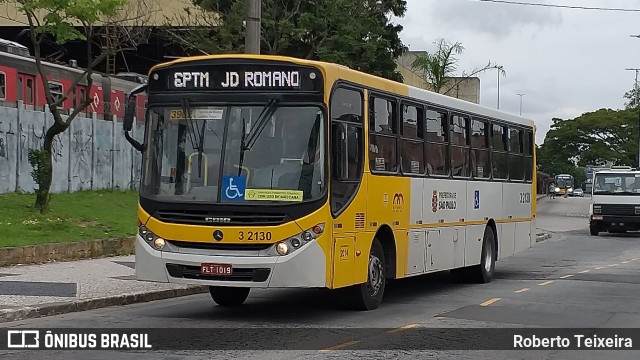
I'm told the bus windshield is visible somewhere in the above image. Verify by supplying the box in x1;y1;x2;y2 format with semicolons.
593;173;640;195
140;104;326;203
555;176;573;189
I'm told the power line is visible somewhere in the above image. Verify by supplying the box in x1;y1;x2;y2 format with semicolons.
476;0;640;12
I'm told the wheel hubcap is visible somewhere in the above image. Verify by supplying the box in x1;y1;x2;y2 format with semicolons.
483;241;493;273
367;254;384;296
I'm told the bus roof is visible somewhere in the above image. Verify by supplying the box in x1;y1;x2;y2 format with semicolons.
148;53;535;128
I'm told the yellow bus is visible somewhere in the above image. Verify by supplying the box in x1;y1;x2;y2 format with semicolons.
123;54;537;311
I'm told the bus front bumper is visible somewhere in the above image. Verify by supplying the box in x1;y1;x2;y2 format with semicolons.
134;235;327;288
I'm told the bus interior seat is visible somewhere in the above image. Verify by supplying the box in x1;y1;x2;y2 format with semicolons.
188;186;218;201
251;163;302;188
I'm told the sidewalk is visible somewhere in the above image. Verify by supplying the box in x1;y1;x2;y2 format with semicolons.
0;255;206;323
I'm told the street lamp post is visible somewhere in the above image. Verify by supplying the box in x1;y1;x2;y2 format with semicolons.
626;67;640;168
629;34;640;168
494;65;505;109
245;0;261;54
517;93;525;115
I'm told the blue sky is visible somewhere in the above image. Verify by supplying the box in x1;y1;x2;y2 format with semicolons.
394;0;640;144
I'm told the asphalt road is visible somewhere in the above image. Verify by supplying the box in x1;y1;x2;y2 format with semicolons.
2;196;640;359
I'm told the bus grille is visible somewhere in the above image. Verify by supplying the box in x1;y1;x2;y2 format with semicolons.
167;240;272;251
155;210;288;226
166;264;270;282
601;204;636;216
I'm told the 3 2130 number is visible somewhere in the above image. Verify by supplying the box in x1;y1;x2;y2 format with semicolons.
239;231;272;241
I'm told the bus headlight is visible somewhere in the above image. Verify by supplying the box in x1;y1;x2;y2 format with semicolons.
555;187;560;192
139;225;167;251
272;223;325;256
153;238;166;250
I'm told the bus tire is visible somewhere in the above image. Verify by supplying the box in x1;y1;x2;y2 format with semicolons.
348;238;386;311
469;226;496;283
589;224;599;236
209;286;250;307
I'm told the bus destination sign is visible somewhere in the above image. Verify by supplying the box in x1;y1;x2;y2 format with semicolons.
150;63;323;92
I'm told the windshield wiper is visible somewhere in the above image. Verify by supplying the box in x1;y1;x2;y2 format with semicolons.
243;98;279;151
237;98;279;176
182;98;206;178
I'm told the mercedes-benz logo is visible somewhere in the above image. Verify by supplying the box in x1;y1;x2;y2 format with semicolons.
213;230;224;241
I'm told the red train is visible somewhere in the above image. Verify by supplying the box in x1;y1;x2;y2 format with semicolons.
0;38;147;121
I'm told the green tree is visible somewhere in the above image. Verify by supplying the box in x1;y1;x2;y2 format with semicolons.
537;108;639;185
410;38;505;95
624;85;640;109
3;0;151;212
164;0;408;81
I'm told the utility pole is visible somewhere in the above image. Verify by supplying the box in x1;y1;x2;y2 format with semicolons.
626;67;640;168
517;93;525;115
245;0;261;54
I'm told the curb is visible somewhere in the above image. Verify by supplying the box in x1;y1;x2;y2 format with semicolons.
0;237;135;268
0;285;208;323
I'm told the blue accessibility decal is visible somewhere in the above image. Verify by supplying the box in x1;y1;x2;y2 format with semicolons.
221;176;246;201
474;190;480;209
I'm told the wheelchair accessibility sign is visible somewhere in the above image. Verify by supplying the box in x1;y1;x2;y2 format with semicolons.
221;176;246;201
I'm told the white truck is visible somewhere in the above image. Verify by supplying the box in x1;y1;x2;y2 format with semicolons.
589;166;640;236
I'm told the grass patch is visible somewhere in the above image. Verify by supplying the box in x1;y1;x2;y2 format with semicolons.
0;189;138;248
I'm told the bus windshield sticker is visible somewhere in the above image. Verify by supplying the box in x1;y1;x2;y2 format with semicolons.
375;158;385;170
169;107;224;120
221;176;247;201
245;189;303;202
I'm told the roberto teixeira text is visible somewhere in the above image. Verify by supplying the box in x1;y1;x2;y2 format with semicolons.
513;334;633;349
5;330;152;350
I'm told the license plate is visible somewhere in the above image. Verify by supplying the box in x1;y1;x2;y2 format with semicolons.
200;263;233;276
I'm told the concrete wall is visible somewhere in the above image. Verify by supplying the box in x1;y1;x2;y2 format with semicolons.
0;102;144;194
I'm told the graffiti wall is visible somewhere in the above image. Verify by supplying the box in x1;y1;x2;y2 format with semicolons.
0;102;144;194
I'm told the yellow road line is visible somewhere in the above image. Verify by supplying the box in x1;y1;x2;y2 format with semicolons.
515;288;530;293
579;270;591;273
387;324;418;334
320;340;361;352
480;297;502;306
559;274;574;279
538;280;554;286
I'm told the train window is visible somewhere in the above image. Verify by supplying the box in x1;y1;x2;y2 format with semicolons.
0;72;5;100
17;77;22;101
26;78;33;103
49;82;63;104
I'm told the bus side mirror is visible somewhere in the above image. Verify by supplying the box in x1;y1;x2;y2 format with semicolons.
123;84;147;153
123;94;136;132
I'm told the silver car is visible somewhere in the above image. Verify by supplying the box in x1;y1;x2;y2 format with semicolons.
573;188;584;197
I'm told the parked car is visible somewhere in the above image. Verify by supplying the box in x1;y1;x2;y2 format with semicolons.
573;188;584;197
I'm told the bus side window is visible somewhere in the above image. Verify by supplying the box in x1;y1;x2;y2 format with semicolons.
491;123;508;179
330;86;363;214
524;129;533;182
425;108;449;176
369;96;397;173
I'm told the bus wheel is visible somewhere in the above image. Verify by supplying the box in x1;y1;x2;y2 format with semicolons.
209;286;250;307
589;224;599;236
470;227;496;283
349;238;386;311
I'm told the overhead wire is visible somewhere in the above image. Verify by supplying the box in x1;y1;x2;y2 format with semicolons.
475;0;640;12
